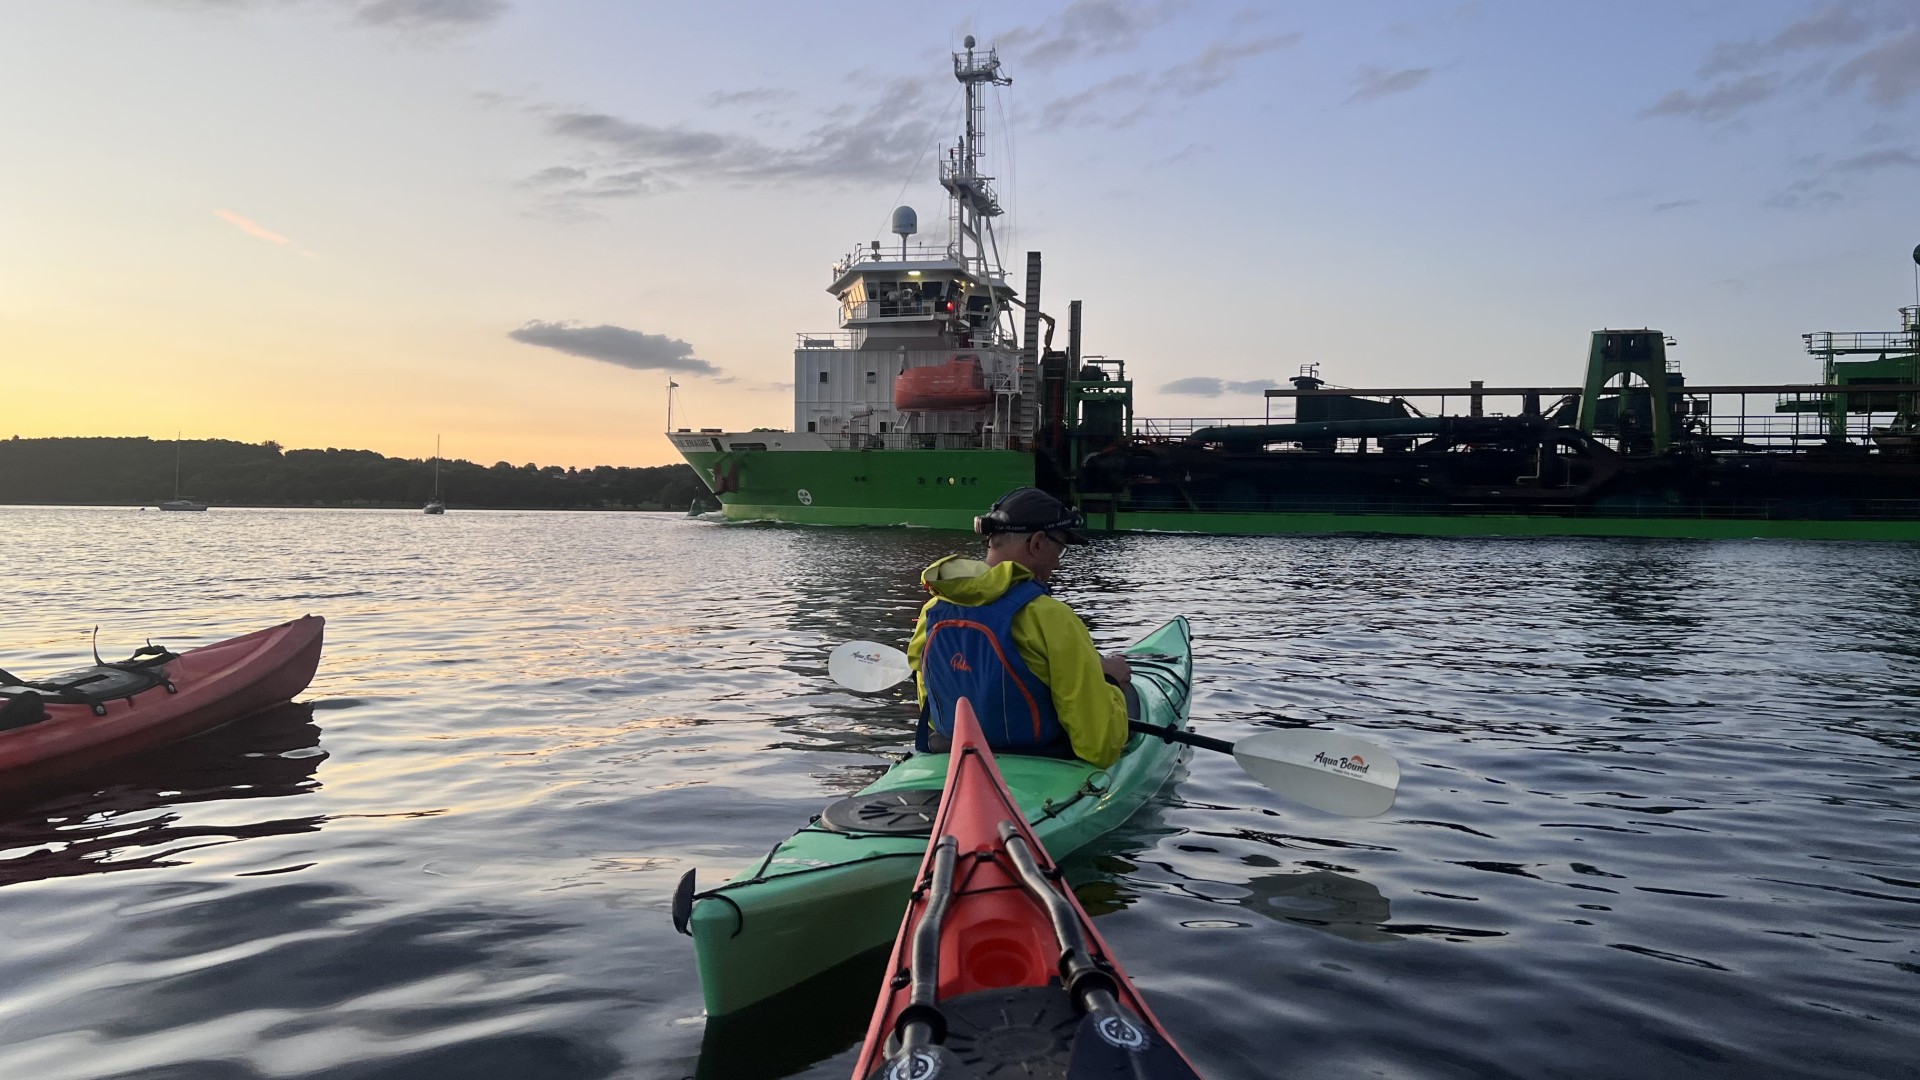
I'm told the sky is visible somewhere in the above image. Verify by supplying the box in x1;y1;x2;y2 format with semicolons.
2;0;1917;468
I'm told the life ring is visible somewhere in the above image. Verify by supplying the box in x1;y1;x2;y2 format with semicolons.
709;457;740;495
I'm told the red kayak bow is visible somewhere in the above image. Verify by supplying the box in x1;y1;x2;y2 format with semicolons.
853;697;1204;1080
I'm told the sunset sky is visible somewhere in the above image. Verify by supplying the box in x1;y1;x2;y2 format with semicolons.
3;1;1917;468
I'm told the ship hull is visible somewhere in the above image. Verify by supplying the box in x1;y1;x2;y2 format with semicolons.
677;446;1920;541
679;447;1035;529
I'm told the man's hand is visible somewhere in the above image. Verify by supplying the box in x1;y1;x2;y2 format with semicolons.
1100;653;1133;685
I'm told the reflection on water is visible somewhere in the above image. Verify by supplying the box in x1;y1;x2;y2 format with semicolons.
0;510;1915;1079
0;702;326;888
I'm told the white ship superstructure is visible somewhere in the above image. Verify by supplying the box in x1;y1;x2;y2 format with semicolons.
671;37;1044;458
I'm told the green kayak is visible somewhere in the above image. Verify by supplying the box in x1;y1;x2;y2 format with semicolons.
673;616;1194;1017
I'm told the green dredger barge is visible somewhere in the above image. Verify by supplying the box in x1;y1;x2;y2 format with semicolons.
670;44;1920;542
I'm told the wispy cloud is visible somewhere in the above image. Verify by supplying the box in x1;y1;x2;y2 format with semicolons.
1767;144;1920;209
705;88;789;108
159;0;510;35
1640;74;1779;122
213;209;315;256
1346;66;1432;105
520;75;936;216
1036;33;1302;129
508;320;718;375
997;0;1188;71
1830;27;1920;108
353;0;506;31
1649;5;1920;123
1651;198;1700;213
1162;377;1280;396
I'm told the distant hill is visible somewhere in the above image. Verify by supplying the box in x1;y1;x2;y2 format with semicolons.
0;436;710;511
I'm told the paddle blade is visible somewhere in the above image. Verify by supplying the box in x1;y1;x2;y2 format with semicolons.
829;641;912;693
1233;730;1400;817
867;1044;979;1080
1064;1007;1205;1079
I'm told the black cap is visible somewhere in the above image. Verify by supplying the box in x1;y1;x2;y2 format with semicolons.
974;487;1088;544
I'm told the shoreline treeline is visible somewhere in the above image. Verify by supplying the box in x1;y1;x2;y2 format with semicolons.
0;437;712;511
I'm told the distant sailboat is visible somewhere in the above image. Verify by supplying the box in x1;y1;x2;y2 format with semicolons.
160;432;208;511
424;436;446;514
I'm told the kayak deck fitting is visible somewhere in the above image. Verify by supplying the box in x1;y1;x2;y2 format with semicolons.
674;616;1194;1018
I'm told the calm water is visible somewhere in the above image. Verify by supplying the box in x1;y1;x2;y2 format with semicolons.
0;506;1917;1080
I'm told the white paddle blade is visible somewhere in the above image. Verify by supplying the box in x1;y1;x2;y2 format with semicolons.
1233;730;1400;818
828;641;912;693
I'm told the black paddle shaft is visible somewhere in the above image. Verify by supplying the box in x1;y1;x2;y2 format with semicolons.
1129;719;1234;755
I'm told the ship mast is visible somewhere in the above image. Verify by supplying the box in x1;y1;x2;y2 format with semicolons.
945;36;1013;346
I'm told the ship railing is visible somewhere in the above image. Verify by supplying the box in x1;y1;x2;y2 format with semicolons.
825;431;1027;452
844;299;948;321
796;331;857;349
833;242;960;278
1804;330;1920;354
1136;410;1909;452
1135;417;1272;438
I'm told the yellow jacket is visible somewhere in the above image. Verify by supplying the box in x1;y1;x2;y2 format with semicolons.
906;555;1129;768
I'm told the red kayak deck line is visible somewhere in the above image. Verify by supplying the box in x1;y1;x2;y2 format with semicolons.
0;615;325;789
854;698;1203;1079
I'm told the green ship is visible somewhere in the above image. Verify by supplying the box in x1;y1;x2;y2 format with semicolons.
671;44;1920;542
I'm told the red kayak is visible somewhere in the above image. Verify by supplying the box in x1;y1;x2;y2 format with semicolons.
0;615;325;789
853;697;1204;1080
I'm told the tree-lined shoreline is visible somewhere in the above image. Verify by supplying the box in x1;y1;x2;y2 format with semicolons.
0;437;711;511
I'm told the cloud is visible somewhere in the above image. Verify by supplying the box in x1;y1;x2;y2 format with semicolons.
1161;377;1280;396
522;75;937;214
522;165;586;186
508;320;718;375
1832;147;1920;172
1651;198;1699;213
1769;143;1920;208
1652;7;1920;123
997;0;1187;70
705;88;788;108
157;0;509;34
1346;66;1432;105
1036;33;1301;129
352;0;506;30
1640;74;1779;121
1829;27;1920;108
213;209;315;256
1698;3;1878;77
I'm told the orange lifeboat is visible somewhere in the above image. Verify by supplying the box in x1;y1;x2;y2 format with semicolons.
894;356;994;411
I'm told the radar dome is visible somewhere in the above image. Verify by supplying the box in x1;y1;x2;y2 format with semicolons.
891;205;918;238
964;35;975;49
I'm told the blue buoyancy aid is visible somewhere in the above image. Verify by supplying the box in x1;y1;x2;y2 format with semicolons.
920;580;1067;752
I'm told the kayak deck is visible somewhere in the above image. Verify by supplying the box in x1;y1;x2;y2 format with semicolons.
854;697;1203;1079
679;616;1193;1017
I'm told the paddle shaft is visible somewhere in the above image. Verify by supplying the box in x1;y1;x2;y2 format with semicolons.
1130;718;1234;755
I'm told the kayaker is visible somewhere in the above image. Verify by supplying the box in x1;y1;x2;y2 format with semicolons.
906;487;1132;767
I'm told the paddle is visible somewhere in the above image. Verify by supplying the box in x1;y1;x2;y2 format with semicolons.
827;641;1399;817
